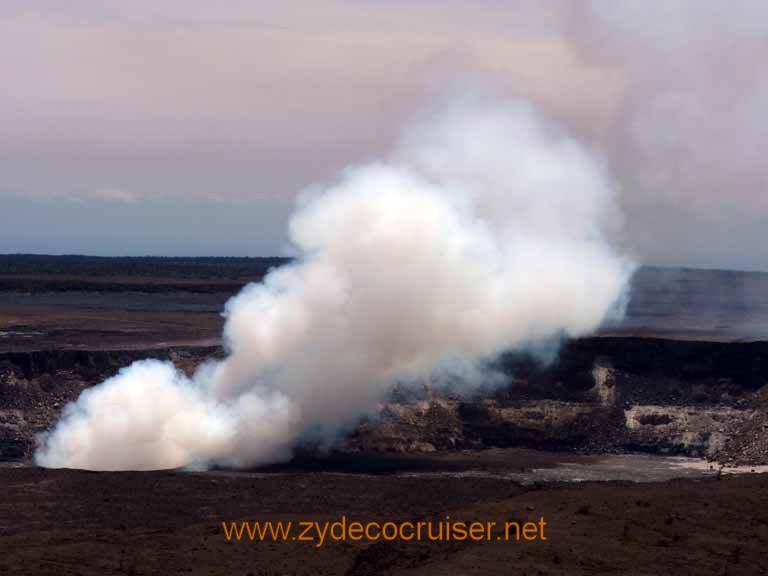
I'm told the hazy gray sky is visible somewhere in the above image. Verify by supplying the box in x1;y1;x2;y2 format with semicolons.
2;1;767;269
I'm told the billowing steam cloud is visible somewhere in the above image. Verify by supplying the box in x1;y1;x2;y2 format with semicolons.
35;98;633;470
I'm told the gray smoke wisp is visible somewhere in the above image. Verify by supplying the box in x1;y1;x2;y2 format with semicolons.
565;0;768;268
35;98;633;470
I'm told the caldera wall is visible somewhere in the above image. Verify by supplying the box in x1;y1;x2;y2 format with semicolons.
2;337;767;465
348;337;768;464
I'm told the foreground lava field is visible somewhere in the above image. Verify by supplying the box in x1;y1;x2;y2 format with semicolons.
1;255;768;575
2;460;768;575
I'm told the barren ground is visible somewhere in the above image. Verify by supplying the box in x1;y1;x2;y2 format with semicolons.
2;457;767;575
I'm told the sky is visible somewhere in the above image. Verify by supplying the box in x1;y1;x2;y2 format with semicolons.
1;1;767;269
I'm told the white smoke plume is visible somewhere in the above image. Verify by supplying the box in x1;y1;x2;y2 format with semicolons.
35;97;633;470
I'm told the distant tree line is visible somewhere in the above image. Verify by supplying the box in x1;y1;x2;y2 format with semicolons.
0;254;293;280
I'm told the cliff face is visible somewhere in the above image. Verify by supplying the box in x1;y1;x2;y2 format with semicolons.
346;337;768;463
2;337;767;465
0;347;219;461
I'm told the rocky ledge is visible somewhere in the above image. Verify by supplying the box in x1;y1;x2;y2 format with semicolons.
2;337;767;466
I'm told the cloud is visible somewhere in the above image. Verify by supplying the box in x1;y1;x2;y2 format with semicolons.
80;188;138;203
36;97;632;470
